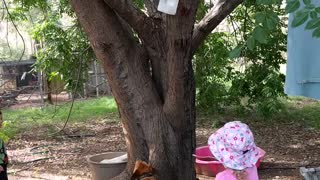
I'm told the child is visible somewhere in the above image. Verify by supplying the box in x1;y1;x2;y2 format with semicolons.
0;111;8;180
208;121;260;180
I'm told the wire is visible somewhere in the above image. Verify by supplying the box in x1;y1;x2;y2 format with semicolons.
1;0;26;62
51;45;91;135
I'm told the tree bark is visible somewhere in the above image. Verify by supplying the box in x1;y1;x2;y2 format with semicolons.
46;79;53;105
192;0;244;54
70;0;241;179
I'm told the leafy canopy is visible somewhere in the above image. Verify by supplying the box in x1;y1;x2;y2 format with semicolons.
3;0;93;92
286;0;320;37
2;0;319;114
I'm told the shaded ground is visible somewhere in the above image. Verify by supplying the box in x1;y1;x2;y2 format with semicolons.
6;117;320;179
7;119;125;179
197;121;320;180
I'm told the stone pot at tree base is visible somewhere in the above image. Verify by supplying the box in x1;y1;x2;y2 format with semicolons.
87;152;127;180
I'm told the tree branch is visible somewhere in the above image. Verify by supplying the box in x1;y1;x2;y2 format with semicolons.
191;0;243;54
70;0;160;105
103;0;154;44
144;0;161;18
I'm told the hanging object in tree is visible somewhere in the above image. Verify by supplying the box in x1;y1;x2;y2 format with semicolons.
285;0;320;100
157;0;179;15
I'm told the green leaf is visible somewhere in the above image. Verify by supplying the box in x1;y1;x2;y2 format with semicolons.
253;26;268;43
255;12;266;24
265;12;280;30
246;36;256;51
285;0;300;13
310;11;318;19
266;18;276;30
256;0;274;5
305;18;320;29
256;0;281;5
132;0;144;9
303;0;311;5
316;7;320;13
255;11;279;30
292;10;309;27
312;27;320;38
229;46;243;59
305;4;315;9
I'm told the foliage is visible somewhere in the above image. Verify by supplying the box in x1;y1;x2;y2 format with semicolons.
196;0;213;22
229;2;287;116
286;0;320;38
221;0;320;115
31;15;93;92
4;0;94;93
132;0;144;9
0;39;26;61
0;0;29;61
2;0;320;117
195;1;287;116
194;33;231;112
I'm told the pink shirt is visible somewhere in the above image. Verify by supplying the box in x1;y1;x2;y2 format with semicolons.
215;167;259;180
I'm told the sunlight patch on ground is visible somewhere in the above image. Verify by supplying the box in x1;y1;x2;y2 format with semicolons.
287;143;303;149
8;170;89;180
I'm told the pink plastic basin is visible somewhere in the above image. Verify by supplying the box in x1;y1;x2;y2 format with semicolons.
194;146;265;177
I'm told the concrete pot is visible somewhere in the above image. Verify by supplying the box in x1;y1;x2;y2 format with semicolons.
87;152;127;180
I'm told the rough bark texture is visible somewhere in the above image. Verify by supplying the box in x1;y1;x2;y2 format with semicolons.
70;0;242;179
46;79;53;105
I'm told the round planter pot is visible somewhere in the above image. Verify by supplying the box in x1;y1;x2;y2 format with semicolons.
87;152;127;180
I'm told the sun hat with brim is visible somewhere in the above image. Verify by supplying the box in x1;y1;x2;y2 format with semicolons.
208;121;260;170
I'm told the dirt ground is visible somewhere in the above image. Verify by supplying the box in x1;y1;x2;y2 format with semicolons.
5;117;319;180
4;95;320;179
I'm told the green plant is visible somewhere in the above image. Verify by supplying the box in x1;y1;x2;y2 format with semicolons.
286;0;320;38
194;32;231;112
5;0;94;93
31;13;93;93
226;1;287;116
0;97;118;139
194;1;287;117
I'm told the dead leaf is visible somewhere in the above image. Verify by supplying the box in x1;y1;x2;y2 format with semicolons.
132;160;154;179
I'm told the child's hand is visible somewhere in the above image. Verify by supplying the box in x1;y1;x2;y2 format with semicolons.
0;166;3;172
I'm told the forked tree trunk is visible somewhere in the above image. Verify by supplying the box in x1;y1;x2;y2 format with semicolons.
70;0;243;179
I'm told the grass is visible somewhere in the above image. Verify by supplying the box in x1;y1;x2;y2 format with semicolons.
1;95;319;141
197;96;320;129
278;97;320;128
0;97;118;140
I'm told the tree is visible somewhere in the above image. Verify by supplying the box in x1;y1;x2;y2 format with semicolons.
3;0;319;179
68;0;243;179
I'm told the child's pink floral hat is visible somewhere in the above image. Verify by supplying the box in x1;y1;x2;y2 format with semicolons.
208;121;260;170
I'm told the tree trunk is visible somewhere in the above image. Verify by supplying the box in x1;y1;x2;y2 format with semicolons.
46;79;53;105
70;0;242;179
70;1;197;179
